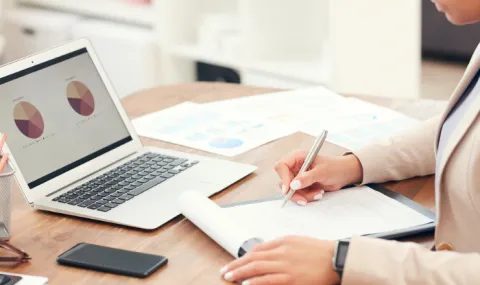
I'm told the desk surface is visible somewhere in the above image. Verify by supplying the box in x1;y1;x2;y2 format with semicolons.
7;83;437;284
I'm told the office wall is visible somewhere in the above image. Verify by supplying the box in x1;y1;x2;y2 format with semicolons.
328;0;421;98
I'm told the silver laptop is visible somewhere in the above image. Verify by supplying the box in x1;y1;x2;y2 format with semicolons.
0;39;256;229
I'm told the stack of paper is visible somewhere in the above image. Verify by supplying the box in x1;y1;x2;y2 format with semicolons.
205;87;421;150
133;86;438;155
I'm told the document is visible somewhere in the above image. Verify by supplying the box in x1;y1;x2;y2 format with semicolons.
300;98;420;150
178;186;433;257
204;87;421;150
132;102;295;157
204;87;349;128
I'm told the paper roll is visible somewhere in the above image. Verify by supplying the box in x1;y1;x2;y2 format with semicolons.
178;191;254;257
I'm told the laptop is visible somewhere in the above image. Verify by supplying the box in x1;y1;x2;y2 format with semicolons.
0;39;256;229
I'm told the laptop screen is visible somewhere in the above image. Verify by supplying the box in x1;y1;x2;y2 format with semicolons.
0;48;132;189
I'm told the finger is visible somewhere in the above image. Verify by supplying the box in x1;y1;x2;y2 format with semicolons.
222;251;276;274
288;191;308;206
302;189;325;202
244;274;291;285
223;261;284;283
274;162;295;194
290;165;327;191
274;150;308;190
0;134;6;151
289;189;325;205
251;239;284;252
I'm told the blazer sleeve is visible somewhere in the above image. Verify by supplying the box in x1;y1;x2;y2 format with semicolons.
352;115;441;184
343;236;480;284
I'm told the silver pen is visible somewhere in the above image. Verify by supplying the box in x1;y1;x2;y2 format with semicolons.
281;130;328;208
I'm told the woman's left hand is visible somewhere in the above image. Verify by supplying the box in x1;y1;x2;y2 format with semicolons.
220;236;340;285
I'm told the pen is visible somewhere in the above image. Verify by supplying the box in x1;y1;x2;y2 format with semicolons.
281;130;328;208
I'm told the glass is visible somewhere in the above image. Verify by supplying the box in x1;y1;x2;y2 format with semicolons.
0;241;31;263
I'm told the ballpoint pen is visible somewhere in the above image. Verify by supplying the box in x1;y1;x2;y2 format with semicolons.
281;130;328;208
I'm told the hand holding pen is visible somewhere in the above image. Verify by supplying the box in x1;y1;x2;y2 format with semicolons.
275;131;364;207
280;131;328;207
0;134;9;173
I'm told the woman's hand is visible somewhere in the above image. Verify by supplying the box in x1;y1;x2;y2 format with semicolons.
274;151;363;205
220;236;340;285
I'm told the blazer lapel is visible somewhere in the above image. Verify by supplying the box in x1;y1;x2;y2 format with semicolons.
436;45;480;182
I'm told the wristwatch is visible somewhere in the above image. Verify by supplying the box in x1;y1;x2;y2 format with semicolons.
332;240;350;279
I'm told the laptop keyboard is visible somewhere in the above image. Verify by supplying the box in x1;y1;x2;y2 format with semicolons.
52;152;198;212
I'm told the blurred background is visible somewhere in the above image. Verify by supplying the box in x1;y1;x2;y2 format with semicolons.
0;0;477;99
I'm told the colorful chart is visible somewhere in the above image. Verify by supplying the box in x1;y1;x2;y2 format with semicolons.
13;102;45;139
67;81;95;116
209;138;244;149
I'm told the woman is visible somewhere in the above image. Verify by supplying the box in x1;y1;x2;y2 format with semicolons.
219;0;480;284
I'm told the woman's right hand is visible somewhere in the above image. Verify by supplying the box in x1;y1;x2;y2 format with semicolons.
274;150;363;206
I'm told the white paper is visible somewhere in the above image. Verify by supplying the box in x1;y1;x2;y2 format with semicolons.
0;272;48;285
204;87;349;129
224;187;432;241
178;191;254;257
301;98;420;150
132;102;295;157
204;87;421;150
178;187;433;256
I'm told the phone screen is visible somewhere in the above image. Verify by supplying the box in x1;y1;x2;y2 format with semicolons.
0;274;22;285
57;243;168;278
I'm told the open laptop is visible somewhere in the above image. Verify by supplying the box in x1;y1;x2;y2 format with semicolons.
0;39;256;229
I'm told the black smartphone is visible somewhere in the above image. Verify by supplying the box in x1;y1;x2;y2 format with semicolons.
0;274;22;285
57;243;168;278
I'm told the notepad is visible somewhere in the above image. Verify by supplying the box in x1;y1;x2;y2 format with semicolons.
224;187;432;240
178;186;434;257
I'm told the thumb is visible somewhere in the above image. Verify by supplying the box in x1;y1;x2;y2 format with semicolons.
290;169;319;191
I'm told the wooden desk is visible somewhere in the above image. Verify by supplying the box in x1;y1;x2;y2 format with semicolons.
7;83;437;284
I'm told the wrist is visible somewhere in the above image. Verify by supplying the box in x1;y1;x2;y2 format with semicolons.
342;154;363;185
328;241;342;285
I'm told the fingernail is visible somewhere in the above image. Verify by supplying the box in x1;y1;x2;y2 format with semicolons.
314;194;323;201
242;281;251;285
320;190;325;194
281;185;288;194
296;200;307;206
219;265;228;275
290;180;302;191
224;272;234;281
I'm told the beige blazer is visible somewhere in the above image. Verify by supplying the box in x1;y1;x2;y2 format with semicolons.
343;43;480;285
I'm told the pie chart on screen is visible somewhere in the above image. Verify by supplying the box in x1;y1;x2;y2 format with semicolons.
13;102;45;139
67;81;95;116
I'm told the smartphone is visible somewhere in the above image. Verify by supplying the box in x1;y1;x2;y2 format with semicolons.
0;274;22;285
57;243;168;278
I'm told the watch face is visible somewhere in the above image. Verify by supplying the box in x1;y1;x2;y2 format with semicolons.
335;241;350;269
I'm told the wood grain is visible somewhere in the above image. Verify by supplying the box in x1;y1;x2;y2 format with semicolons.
4;83;437;284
